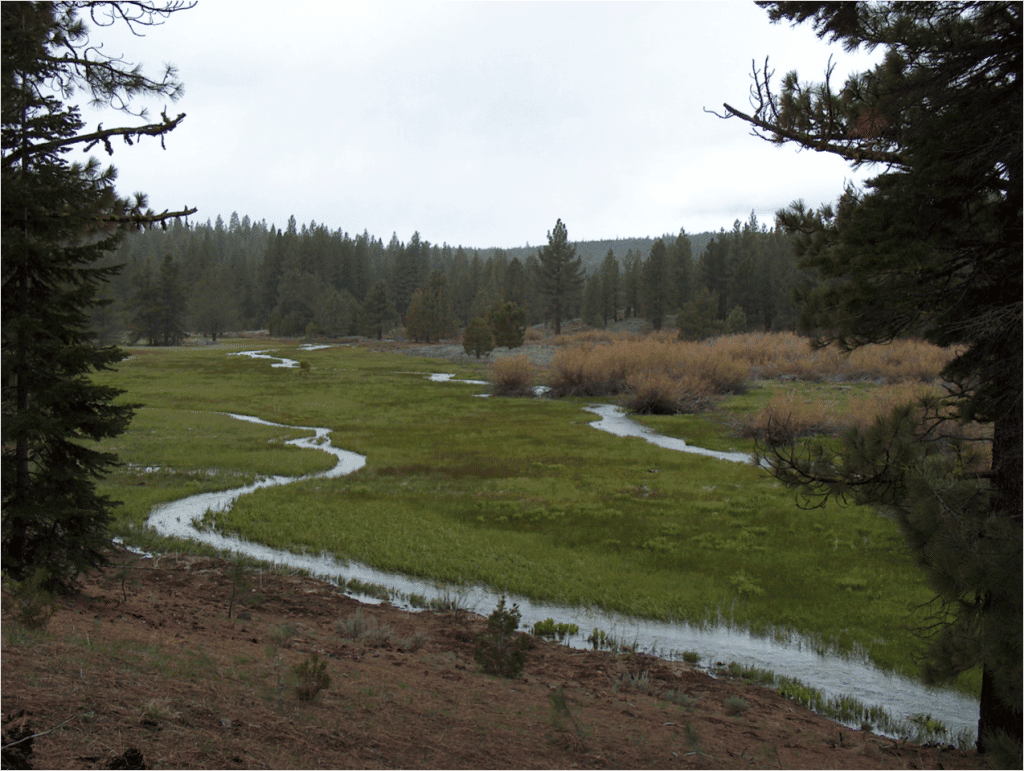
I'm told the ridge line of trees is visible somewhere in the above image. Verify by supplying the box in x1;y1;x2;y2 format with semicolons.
92;212;809;343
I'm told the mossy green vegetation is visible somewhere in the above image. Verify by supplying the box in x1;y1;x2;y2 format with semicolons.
92;342;953;688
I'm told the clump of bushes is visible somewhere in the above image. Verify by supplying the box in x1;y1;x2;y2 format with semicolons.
489;354;535;397
474;596;529;678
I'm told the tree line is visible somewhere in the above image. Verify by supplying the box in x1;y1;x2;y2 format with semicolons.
92;210;807;345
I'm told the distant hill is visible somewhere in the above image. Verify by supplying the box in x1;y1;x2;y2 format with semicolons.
479;232;717;273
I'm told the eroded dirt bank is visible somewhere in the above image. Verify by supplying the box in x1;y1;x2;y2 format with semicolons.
2;550;982;770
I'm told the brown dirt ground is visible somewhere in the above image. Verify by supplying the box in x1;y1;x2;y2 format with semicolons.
2;550;983;770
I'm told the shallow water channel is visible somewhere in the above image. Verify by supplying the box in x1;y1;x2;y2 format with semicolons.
146;351;978;741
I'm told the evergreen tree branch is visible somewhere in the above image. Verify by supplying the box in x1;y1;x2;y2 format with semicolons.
1;111;185;167
107;205;197;230
712;100;903;166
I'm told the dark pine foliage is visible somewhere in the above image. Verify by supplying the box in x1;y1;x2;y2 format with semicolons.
2;2;194;592
722;1;1021;754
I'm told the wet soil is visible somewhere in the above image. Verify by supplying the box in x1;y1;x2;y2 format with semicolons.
2;550;982;770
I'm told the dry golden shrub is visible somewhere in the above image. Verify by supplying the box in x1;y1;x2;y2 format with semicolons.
712;332;953;383
740;390;848;446
742;382;948;446
546;337;750;401
844;339;956;382
489;355;535;397
524;326;545;342
623;371;714;414
556;329;626;346
846;382;944;426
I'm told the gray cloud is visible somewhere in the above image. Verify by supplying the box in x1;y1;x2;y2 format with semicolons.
80;1;881;246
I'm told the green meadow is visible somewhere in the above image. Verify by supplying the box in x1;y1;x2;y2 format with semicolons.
93;342;955;689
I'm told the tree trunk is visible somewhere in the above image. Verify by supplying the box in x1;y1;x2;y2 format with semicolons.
977;379;1023;752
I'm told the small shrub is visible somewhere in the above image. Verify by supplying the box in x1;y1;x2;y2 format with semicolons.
615;668;653;694
474;596;529;678
4;568;57;630
337;609;375;638
362;623;396;647
140;697;180;723
490;354;535;397
549;685;587;752
723;695;750;716
395;631;430;652
291;652;331;702
664;689;697;708
681;650;701;664
685;722;702;753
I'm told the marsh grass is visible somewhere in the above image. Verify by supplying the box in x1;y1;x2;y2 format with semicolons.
90;341;957;687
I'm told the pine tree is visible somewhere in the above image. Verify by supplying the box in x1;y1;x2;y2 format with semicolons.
422;269;456;343
669;230;693;310
720;1;1022;753
404;288;429;343
190;264;238;342
536;219;584;335
156;253;186;345
641;238;671;331
462;317;494;359
621;249;642;319
599;249;620;325
2;1;195;592
363;280;395;340
581;274;604;329
488;301;526;349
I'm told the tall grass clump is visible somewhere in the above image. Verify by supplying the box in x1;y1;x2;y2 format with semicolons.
546;336;749;407
489;354;535;397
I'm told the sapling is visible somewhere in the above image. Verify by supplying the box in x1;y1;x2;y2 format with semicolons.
474;596;529;678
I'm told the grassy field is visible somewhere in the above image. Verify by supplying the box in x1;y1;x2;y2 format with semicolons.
91;338;972;692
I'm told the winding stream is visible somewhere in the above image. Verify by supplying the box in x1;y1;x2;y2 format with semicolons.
146;350;978;741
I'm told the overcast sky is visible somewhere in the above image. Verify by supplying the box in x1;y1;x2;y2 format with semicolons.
80;1;883;249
